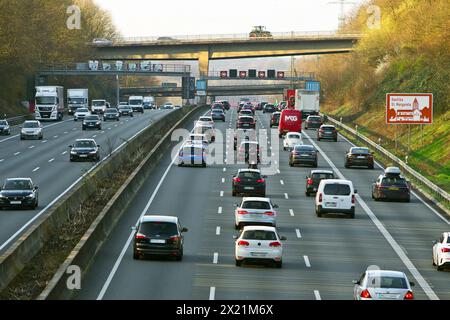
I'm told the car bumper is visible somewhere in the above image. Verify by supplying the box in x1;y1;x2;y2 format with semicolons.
318;133;337;139
83;124;101;129
347;159;372;166
376;189;410;200
236;215;276;226
0;198;36;208
291;156;316;164
104;116;119;120
21;133;40;139
70;153;98;160
233;185;265;195
235;248;282;261
318;205;354;214
306;123;322;128
135;244;182;256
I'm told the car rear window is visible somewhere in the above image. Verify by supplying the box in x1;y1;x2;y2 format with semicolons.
351;148;370;154
182;146;204;155
309;116;321;121
367;276;408;289
322;126;335;131
312;173;334;180
0;120;7;125
85;116;99;120
74;141;96;148
139;222;178;237
381;177;407;186
295;145;315;152
242;230;277;241
238;172;261;179
239;117;253;123
241;201;271;210
288;134;301;139
323;183;351;195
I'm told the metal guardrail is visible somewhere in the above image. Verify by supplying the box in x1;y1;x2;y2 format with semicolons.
325;114;450;210
4;114;32;126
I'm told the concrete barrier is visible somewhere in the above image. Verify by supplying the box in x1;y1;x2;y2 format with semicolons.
0;106;202;293
37;106;207;299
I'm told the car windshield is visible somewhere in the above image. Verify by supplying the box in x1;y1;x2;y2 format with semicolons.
323;184;351;196
0;120;7;125
241;201;271;210
199;117;212;121
322;126;335;131
367;276;408;289
3;180;32;190
120;106;131;110
239;117;253;123
238;172;261;179
23;122;39;128
288;134;301;139
242;230;277;241
266;104;274;108
295;145;315;152
74;140;96;148
36;96;56;104
139;222;178;237
85;116;99;121
212;110;223;114
309;116;321;121
381;177;408;186
105;109;117;113
352;148;370;154
129;100;142;105
92;101;105;106
76;108;88;113
312;173;334;180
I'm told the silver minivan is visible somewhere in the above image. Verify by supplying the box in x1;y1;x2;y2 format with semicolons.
315;179;357;218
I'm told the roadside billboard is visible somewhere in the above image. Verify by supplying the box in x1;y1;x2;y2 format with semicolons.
386;93;433;124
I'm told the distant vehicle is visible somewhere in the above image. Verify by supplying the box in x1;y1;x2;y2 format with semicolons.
197;116;214;127
283;132;302;151
317;124;337;142
132;215;188;261
157;36;175;41
69;139;100;162
194;124;215;142
234;129;257;150
118;105;133;117
82;114;102;130
174;105;182;110
345;147;374;169
143;96;156;109
315;179;357;218
242;104;255;114
74;107;90;121
103;108;120;121
295;89;320;119
237;141;261;164
91;99;109;114
249;26;272;38
305;170;335;196
236;116;256;129
162;103;174;110
432;232;450;271
305;115;323;129
234;226;285;268
239;109;254;117
256;101;267;111
372;167;410;202
353;270;415;300
0;119;11;135
289;144;318;167
218;100;230;110
232;169;266;197
177;144;207;167
211;109;225;122
35;86;65;121
211;103;225;112
279;109;302;138
67;89;88;115
119;102;129;106
129;96;144;113
92;38;113;45
20;120;43;140
263;104;276;113
234;197;278;229
278;101;287;111
0;178;39;210
270;112;281;128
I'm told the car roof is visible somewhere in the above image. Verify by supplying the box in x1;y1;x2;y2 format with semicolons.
6;178;32;182
365;270;407;278
140;215;178;223
311;170;334;174
287;132;301;136
242;197;270;202
320;179;352;185
238;169;261;174
24;120;39;123
384;167;401;175
75;138;96;143
238;116;254;119
242;225;276;232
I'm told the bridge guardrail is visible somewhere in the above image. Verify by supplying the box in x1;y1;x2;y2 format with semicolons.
3;114;33;127
40;62;191;74
324;114;450;212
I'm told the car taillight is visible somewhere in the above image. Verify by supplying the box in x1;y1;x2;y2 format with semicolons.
135;233;147;240
238;210;248;215
404;291;414;300
318;193;322;202
256;178;265;183
360;289;371;299
169;235;181;244
269;241;281;247
307;178;313;185
264;211;275;216
441;248;450;253
352;195;356;204
238;240;249;246
319;129;324;133
179;151;183;156
233;177;241;183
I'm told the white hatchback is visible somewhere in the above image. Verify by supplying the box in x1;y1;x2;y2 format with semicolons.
74;108;90;121
234;197;278;229
432;232;450;271
283;132;303;151
315;179;357;218
234;226;286;268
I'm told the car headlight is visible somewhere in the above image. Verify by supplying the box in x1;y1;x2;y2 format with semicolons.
0;194;6;199
26;193;35;199
89;150;97;154
70;150;77;154
96;121;101;125
21;129;26;134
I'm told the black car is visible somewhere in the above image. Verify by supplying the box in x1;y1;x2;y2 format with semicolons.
118;106;134;117
219;100;230;110
234;129;256;150
0;178;38;210
82;115;102;130
103;108;120;121
372;167;410;202
345;147;374;169
270;112;281;127
289;144;318;167
237;141;261;164
211;109;225;122
133;215;188;261
0;119;11;135
263;104;276;113
305;170;334;196
236;116;256;129
305;115;323;129
317;125;337;141
69;139;100;162
232;169;266;197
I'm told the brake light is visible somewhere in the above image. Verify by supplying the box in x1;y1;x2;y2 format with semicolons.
360;289;371;299
233;177;241;183
269;241;281;247
264;211;275;216
441;248;450;253
237;210;248;215
318;193;322;202
352;195;356;204
307;178;313;185
238;240;249;246
256;178;265;183
169;235;181;244
135;233;147;240
404;291;414;300
319;129;324;133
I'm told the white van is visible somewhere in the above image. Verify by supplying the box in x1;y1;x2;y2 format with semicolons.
315;179;357;218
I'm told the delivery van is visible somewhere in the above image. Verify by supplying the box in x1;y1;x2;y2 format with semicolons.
278;109;302;138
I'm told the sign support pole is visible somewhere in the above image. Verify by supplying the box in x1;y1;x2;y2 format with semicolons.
408;124;411;153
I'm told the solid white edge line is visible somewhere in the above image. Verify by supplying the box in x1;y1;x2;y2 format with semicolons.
209;287;216;300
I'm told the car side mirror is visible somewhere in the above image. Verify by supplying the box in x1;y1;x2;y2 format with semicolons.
232;235;238;240
409;281;415;287
354;189;358;194
280;236;287;241
234;203;239;207
273;204;279;208
68;145;73;148
181;227;188;233
34;186;38;190
352;280;360;285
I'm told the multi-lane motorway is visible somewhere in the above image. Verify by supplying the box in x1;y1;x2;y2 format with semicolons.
0;109;173;254
18;106;449;300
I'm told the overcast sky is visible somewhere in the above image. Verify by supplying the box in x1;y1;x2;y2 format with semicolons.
94;0;367;37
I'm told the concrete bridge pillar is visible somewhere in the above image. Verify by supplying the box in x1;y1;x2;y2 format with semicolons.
198;51;210;106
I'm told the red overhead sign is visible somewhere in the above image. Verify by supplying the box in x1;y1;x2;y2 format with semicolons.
220;71;228;78
386;93;433;124
239;71;247;78
258;71;266;79
277;71;285;79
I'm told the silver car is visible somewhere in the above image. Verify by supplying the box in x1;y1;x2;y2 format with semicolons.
234;197;278;230
74;108;90;121
20;120;43;140
353;269;415;300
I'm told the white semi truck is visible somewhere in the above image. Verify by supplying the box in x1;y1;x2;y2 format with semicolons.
67;89;89;114
35;86;65;121
294;89;320;119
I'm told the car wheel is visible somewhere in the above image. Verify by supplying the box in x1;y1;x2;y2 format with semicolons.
313;161;318;168
348;208;355;219
133;250;140;260
334;138;338;142
279;134;282;138
344;162;349;168
74;118;77;121
437;263;444;271
275;260;282;268
317;137;321;141
235;222;241;230
232;190;236;197
369;164;374;169
316;206;322;217
405;196;410;203
20;136;23;140
176;248;183;261
432;255;436;266
82;126;86;130
306;191;310;197
39;135;43;140
235;259;242;267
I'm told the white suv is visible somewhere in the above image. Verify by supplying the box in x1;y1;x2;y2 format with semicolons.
315;179;357;218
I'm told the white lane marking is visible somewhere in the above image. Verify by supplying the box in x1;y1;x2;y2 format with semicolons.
284;193;289;199
114;124;118;127
277;169;280;174
0;119;72;143
92;135;97;138
108;128;112;130
220;191;224;197
48;158;54;163
218;207;222;214
303;130;439;300
0;159;3;162
280;179;284;185
41;140;47;143
32;167;40;172
209;287;216;300
53;135;58;138
296;229;302;238
101;131;105;134
62;151;67;155
28;146;35;149
216;226;221;235
314;290;321;300
289;209;294;216
223;167;226;172
14;152;20;156
304;255;311;268
64;131;68;134
222;178;225;183
213;252;219;264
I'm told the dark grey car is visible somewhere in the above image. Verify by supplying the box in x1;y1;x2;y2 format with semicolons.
0;178;38;210
289;144;318;167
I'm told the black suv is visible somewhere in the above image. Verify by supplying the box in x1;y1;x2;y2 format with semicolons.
133;215;188;261
232;169;266;197
372;167;410;202
0;178;38;210
263;104;276;113
305;170;335;196
103;108;120;121
0;119;11;135
69;139;100;162
82;115;102;130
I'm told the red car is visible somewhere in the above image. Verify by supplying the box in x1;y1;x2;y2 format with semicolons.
278;109;301;138
236;116;256;129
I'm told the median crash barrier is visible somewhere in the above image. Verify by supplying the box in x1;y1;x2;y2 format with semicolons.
0;106;203;293
37;106;208;299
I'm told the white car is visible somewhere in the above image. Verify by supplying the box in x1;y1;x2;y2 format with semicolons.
194;124;215;142
234;197;278;230
283;132;303;151
74;108;90;121
197;116;214;127
353;269;415;300
315;179;357;218
20;120;43;140
432;232;450;271
234;225;286;268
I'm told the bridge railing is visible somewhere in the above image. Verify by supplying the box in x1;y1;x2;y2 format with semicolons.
40;62;191;74
207;71;315;81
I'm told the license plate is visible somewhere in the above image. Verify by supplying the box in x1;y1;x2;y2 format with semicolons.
10;201;21;205
357;156;366;159
150;239;166;244
251;252;267;257
79;155;87;158
313;187;317;191
378;293;397;299
301;154;309;157
326;202;337;207
244;187;254;190
389;187;399;191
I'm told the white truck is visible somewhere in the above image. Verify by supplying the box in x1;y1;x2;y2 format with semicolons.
143;96;156;109
91;99;109;114
67;89;89;115
35;86;65;121
294;89;320;119
129;96;144;113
